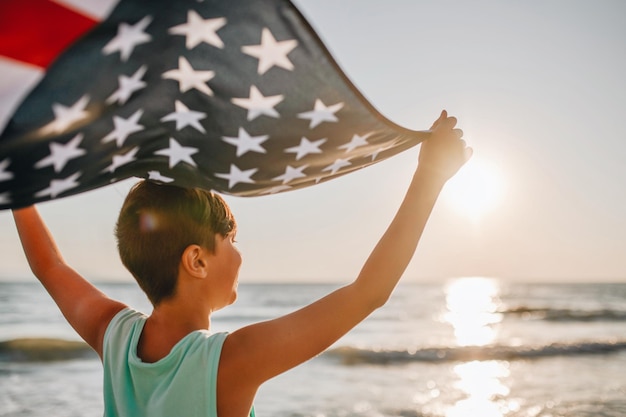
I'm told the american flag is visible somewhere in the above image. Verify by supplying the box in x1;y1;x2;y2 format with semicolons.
0;0;429;210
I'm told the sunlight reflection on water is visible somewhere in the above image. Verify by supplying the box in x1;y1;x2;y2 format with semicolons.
443;277;515;417
444;277;503;346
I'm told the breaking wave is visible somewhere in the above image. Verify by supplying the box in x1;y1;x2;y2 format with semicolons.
326;340;626;365
500;306;626;322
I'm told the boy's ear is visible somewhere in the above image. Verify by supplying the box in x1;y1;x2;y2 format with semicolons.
180;244;210;278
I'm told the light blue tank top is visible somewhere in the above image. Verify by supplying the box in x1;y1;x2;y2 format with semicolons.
102;308;254;417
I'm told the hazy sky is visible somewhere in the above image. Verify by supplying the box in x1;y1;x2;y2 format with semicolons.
1;0;624;283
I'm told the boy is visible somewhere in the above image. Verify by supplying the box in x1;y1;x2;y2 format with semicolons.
12;110;471;417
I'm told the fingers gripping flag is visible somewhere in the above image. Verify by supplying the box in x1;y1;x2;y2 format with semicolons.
0;0;429;209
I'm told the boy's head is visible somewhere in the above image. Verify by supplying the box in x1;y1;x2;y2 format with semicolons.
115;180;236;306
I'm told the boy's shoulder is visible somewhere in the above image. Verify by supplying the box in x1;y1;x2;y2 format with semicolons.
103;307;145;352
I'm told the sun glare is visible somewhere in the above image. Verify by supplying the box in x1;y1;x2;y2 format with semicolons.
443;158;504;222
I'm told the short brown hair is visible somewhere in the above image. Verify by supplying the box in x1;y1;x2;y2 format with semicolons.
115;180;236;306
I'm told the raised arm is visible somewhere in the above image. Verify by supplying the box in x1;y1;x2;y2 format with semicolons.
354;110;472;302
218;111;472;401
12;206;126;358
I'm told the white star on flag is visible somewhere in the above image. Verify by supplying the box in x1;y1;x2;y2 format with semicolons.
0;159;14;182
222;128;269;157
284;137;326;161
215;164;258;189
160;100;207;132
242;27;298;75
0;193;10;205
155;138;199;168
42;95;90;134
298;99;344;129
339;132;372;153
231;85;284;121
368;141;397;161
273;164;308;184
169;10;227;49
148;170;175;183
34;133;87;173
102;109;145;147
35;172;81;198
107;65;147;105
162;56;215;96
103;16;152;61
104;147;139;173
322;158;351;176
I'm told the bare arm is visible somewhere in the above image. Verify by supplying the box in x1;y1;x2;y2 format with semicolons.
219;111;472;396
12;206;126;358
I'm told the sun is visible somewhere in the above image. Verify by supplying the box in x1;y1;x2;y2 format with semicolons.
443;158;504;222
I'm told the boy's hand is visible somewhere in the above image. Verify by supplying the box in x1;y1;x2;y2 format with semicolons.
417;110;472;181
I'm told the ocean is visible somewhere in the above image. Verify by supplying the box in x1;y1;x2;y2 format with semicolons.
1;279;625;417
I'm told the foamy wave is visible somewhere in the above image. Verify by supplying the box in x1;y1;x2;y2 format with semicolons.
326;340;626;365
500;306;626;322
0;338;96;362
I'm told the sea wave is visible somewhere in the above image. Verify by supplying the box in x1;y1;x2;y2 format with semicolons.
325;340;626;365
499;306;626;322
0;338;96;362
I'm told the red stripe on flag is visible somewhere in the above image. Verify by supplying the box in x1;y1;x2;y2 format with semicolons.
0;0;98;68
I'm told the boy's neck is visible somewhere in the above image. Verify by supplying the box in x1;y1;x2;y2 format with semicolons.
137;299;212;363
150;296;212;332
